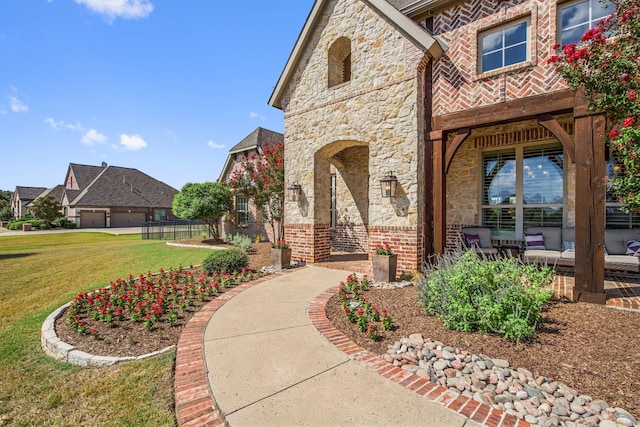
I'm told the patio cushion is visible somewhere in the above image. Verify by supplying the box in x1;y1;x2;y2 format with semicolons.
526;227;563;251
605;229;640;255
464;233;481;248
462;227;493;249
524;233;545;250
524;249;561;259
626;240;640;256
605;254;640;265
563;241;575;251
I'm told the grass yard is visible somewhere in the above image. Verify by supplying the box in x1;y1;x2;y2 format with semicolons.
0;232;209;426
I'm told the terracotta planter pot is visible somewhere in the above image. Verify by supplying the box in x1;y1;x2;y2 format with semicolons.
271;248;292;269
372;253;397;282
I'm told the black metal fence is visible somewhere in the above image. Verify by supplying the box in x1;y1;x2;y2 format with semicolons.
141;220;209;240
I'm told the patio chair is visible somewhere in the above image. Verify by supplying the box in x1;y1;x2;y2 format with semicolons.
461;227;498;257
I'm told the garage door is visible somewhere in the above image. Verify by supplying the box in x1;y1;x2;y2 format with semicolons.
80;212;106;228
110;212;147;228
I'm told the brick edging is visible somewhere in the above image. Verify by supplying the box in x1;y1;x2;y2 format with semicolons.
174;270;293;427
307;286;531;427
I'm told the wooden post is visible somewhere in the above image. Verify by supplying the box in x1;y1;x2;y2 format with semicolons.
573;112;606;304
430;130;446;255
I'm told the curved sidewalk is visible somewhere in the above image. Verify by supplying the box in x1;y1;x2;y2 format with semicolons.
185;266;491;427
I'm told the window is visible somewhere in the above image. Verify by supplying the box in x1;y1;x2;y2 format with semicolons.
328;37;351;88
482;144;564;238
605;158;640;228
330;174;337;228
236;195;248;227
479;19;529;73
154;209;166;221
558;0;614;46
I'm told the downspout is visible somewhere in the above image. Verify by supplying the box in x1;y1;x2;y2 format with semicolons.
423;16;435;258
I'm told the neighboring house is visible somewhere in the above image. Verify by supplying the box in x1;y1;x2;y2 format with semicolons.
10;186;47;219
219;127;284;242
62;162;178;228
269;0;618;301
11;162;178;228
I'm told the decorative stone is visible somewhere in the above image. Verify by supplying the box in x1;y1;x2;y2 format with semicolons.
492;358;509;368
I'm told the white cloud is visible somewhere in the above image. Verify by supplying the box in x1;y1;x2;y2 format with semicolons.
82;128;107;145
44;117;64;129
207;140;225;149
74;0;154;20
67;122;85;131
9;96;28;113
119;133;147;151
249;112;266;121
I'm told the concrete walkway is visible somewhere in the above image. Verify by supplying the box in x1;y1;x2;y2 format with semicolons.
200;267;483;427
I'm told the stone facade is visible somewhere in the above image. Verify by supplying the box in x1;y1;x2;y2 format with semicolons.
280;0;431;272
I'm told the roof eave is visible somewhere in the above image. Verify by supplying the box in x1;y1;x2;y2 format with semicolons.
268;0;327;110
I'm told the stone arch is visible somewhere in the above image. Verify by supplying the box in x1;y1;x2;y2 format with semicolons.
315;140;369;252
328;37;352;88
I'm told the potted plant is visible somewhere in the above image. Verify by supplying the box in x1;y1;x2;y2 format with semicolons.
271;239;291;269
372;242;397;282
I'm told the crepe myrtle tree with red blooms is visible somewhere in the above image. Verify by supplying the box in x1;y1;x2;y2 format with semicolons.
227;142;285;243
548;0;640;211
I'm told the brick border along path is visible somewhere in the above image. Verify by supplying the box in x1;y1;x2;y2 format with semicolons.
174;268;529;427
174;273;278;427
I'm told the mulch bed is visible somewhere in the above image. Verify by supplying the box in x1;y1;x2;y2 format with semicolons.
55;240;640;418
325;285;640;419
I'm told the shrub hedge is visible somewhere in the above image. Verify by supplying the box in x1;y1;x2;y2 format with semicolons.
416;250;554;343
202;248;248;275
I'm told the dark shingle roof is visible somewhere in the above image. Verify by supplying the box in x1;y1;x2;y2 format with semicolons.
386;0;423;10
15;186;47;201
68;163;105;189
68;165;178;208
228;127;284;154
37;185;65;203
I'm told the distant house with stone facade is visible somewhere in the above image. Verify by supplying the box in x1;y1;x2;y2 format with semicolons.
10;186;48;219
219;127;284;242
269;0;621;302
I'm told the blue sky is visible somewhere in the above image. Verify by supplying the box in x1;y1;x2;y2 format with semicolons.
0;0;314;192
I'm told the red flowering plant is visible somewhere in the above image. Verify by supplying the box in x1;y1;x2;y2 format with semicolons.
66;266;261;337
375;242;393;255
272;239;289;249
227;142;285;241
548;0;640;211
336;274;393;340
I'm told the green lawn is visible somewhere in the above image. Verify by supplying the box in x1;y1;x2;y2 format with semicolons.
0;232;209;426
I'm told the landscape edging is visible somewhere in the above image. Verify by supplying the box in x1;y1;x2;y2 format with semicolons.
41;301;175;367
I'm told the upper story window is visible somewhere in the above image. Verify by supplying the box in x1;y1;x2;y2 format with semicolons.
328;37;351;88
479;19;530;73
558;0;614;46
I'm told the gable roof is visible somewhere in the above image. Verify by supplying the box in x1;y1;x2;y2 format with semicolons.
218;127;284;181
66;164;178;208
32;185;65;204
268;0;447;109
65;163;106;190
14;186;47;201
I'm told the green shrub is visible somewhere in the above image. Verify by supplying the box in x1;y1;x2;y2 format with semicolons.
416;250;554;343
223;233;253;252
54;218;77;229
202;248;248;275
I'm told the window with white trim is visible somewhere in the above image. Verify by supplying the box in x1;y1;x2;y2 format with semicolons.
236;195;248;227
479;19;530;73
558;0;614;46
482;144;564;238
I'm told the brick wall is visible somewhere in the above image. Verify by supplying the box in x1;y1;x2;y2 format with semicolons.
285;223;331;263
331;224;368;252
368;225;421;276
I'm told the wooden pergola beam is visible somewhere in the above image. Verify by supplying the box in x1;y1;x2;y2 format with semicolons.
444;128;471;173
537;114;575;163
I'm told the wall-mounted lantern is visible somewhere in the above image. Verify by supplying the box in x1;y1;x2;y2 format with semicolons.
379;172;398;198
287;182;302;202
